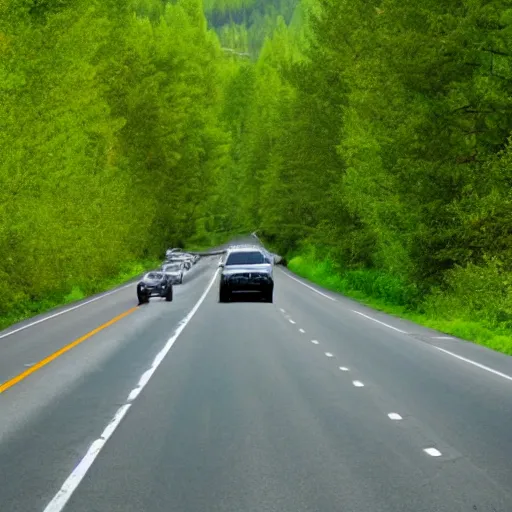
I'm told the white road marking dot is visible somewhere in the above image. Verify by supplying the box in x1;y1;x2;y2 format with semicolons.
43;268;221;512
299;328;305;333
325;352;333;358
280;270;336;301
351;310;407;334
434;346;512;382
289;319;296;324
388;413;402;420
339;366;349;371
423;448;442;457
280;308;286;313
311;340;319;345
352;380;364;387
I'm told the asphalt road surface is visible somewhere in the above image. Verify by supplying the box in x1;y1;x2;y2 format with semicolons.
1;245;512;512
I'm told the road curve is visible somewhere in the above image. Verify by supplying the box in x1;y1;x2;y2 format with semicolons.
0;249;511;511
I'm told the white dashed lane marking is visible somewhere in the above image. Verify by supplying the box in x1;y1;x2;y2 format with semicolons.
288;321;446;463
278;307;450;464
423;448;442;457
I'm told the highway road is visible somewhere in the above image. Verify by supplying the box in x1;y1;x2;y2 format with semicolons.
1;243;512;512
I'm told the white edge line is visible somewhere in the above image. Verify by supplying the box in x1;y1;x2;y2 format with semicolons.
299;328;305;333
325;352;333;358
311;340;319;345
0;283;133;340
289;319;296;324
280;270;336;301
339;366;349;371
433;346;512;382
351;310;407;334
352;380;364;387
388;413;402;420
43;269;220;512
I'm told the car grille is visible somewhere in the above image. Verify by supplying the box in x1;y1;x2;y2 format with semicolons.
228;273;269;283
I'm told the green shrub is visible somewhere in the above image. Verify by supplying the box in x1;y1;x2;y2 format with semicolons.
287;251;512;355
64;286;86;304
288;254;416;307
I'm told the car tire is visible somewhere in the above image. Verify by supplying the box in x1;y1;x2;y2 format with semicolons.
219;287;230;303
263;290;273;303
165;287;173;302
137;292;149;305
179;275;183;284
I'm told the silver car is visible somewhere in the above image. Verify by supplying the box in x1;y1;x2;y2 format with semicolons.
161;262;185;284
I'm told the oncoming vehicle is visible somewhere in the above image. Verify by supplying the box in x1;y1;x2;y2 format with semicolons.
137;272;173;304
219;247;274;303
165;247;182;259
166;252;194;270
228;243;274;264
161;262;185;284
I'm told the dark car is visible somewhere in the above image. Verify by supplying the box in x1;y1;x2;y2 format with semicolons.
137;272;173;304
161;262;185;284
219;248;274;303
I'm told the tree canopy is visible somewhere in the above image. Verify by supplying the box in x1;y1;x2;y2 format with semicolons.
2;0;512;332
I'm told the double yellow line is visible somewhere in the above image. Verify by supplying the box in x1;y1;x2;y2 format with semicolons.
0;306;138;394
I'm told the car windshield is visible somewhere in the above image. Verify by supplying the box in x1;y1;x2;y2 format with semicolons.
163;264;181;271
146;272;163;279
225;251;266;266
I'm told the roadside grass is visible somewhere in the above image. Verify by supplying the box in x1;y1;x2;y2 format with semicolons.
0;259;159;333
288;254;512;356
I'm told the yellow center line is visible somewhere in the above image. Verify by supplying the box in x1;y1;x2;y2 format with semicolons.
0;306;139;394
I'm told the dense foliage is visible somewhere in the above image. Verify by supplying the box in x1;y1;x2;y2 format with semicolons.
0;0;227;316
212;0;512;338
2;0;512;343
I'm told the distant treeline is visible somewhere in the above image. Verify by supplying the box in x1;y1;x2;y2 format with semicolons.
204;0;299;54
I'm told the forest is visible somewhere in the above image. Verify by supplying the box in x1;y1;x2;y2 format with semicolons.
1;0;512;351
